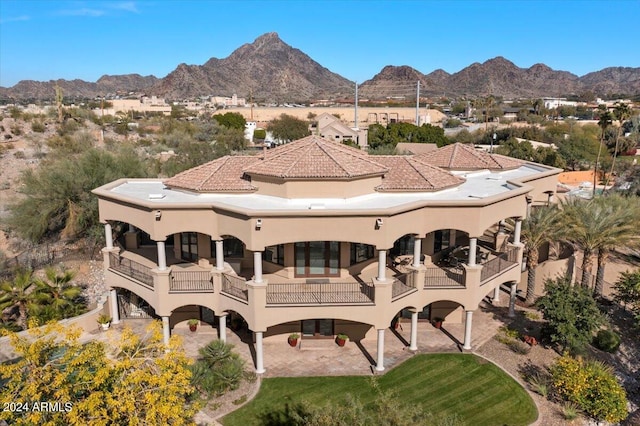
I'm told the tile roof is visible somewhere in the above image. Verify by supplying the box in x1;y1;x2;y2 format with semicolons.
164;156;259;192
418;143;524;170
243;135;389;179
374;156;465;192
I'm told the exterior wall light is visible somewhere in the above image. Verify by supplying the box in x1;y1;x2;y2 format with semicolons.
256;219;262;230
376;218;383;228
154;210;162;221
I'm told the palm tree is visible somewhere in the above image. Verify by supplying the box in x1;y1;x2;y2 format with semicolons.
562;196;640;292
521;205;564;304
607;102;632;189
35;267;84;321
593;106;613;197
0;270;43;329
591;196;640;296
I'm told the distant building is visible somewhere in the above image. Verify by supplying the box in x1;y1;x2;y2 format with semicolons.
108;97;172;115
314;112;368;148
211;94;246;107
543;98;578;109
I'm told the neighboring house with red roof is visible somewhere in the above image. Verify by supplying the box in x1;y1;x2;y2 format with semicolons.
93;137;559;373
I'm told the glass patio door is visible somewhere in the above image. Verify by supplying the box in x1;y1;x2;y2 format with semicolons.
294;241;340;277
301;319;334;337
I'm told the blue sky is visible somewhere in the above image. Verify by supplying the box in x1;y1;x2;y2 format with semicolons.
1;0;639;88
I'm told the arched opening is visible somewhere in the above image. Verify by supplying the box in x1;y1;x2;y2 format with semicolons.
116;288;157;320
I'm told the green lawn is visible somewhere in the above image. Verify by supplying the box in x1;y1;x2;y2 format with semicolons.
222;354;538;426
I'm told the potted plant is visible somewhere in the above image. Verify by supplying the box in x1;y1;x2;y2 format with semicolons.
188;319;199;332
97;314;112;330
432;317;444;329
288;333;300;347
336;333;349;347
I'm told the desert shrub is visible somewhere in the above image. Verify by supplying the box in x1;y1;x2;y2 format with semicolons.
550;355;627;423
13;150;25;159
10;124;22;136
592;329;621;353
562;401;580;421
190;340;250;397
507;339;531;354
31;121;45;133
527;372;549;397
495;325;520;344
524;311;541;320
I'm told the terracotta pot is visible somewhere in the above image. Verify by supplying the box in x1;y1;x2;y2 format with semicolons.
433;321;443;329
189;324;197;332
288;338;298;347
336;337;347;347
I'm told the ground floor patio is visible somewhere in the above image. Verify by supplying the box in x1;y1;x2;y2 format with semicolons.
89;294;507;378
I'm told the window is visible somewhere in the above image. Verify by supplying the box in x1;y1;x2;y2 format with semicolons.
263;244;285;266
350;243;374;265
181;232;198;261
391;235;414;257
294;241;340;277
434;230;451;253
212;237;245;259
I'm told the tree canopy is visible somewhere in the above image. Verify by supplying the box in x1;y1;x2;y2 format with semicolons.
0;321;199;425
266;114;310;142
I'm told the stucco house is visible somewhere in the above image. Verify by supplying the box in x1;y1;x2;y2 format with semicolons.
93;137;560;373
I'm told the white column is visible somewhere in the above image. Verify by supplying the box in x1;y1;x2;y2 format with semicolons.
253;251;263;283
508;282;517;318
375;328;385;371
109;289;120;324
468;237;477;266
105;223;113;249
215;240;224;270
377;249;387;281
156;241;167;270
412;237;422;268
498;220;506;235
514;219;522;244
162;316;170;347
409;311;418;351
218;314;227;343
492;284;500;303
463;310;473;350
255;331;266;374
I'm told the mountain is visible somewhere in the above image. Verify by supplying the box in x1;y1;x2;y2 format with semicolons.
0;74;158;100
151;32;353;101
1;32;639;101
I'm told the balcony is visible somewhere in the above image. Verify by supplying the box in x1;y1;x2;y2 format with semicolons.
108;252;154;288
266;280;375;305
480;247;519;283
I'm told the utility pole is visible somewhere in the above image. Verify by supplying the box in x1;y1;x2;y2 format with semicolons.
354;81;359;130
415;81;420;126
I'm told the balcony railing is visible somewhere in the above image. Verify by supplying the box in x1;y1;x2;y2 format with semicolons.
108;252;154;287
221;273;248;302
266;281;375;305
392;272;418;300
480;247;519;283
423;266;465;288
169;270;214;293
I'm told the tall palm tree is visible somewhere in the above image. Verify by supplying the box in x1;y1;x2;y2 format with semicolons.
562;196;640;291
593;106;613;197
0;270;43;329
591;196;640;296
521;204;564;304
607;102;632;188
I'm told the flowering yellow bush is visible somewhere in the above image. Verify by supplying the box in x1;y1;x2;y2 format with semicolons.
550;355;627;423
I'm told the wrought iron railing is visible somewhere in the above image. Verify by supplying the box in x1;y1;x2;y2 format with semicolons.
480;247;519;283
169;270;214;292
266;281;375;305
108;252;154;287
423;266;465;288
221;273;248;302
392;271;418;299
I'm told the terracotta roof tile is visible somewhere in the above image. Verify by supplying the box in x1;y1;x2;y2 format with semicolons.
418;143;524;170
164;156;258;192
374;156;465;192
243;135;388;179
